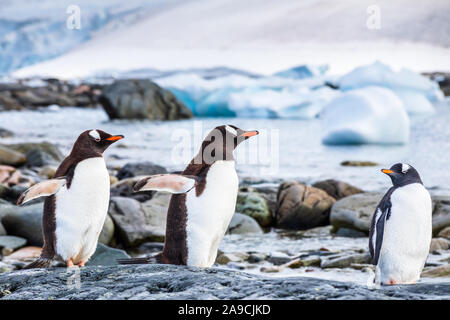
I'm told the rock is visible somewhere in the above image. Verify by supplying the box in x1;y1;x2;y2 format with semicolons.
332;227;367;238
0;262;15;273
98;79;193;120
275;182;335;230
284;258;303;269
3;246;42;263
98;215;115;245
110;176;155;202
226;213;263;235
0;264;449;299
108;194;170;247
1;203;44;246
432;196;450;235
38;166;57;179
85;243;130;266
320;253;371;268
0;128;13;138
0;146;26;166
312;179;363;200
4;142;63;167
247;253;268;263
430;238;449;252
236;191;272;227
329;192;382;234
302;257;321;267
421;264;450;278
251;185;278;217
109;175;118;185
216;253;249;265
438;226;450;239
0;236;27;254
340;161;378;167
116;162;167;180
268;252;292;265
0;184;23;203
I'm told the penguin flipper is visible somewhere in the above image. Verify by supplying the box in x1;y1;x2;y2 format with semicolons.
133;174;197;194
369;206;389;265
17;178;66;205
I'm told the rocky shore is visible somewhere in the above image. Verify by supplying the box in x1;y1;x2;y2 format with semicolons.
1;264;449;300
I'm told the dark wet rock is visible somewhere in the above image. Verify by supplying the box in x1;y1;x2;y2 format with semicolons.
0;128;13;138
275;181;335;230
226;213;263;235
340;161;378;167
321;253;371;268
110;176;154;202
236;191;271;227
0;184;23;204
0;264;449;299
332;227;367;238
268;252;292;266
117;162;167;180
86;243;130;266
0;146;26;166
99;79;193;120
312;179;363;200
108;194;169;247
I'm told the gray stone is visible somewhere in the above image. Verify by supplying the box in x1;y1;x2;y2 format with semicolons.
236;191;272;227
275;181;336;230
321;253;372;268
0;146;26;166
4;142;63;166
116;162;167;180
226;213;263;235
86;243;130;266
0;264;449;300
268;252;292;265
312;179;364;200
98;214;115;245
432;196;450;236
0;236;27;252
430;238;449;252
109;193;169;247
333;228;367;238
99;79;193;120
110;176;154;202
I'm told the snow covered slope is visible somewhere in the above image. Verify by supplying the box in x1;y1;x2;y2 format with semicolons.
9;0;450;78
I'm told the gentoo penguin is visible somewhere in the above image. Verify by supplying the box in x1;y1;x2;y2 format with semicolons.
369;163;432;285
17;130;124;268
118;125;258;267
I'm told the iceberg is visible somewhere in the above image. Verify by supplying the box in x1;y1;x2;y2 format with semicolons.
321;86;410;145
337;61;443;114
274;64;328;79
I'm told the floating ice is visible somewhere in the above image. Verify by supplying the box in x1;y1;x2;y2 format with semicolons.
337;62;443;114
321;86;410;145
274;64;328;79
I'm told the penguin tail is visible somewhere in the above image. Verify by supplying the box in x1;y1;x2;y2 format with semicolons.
23;258;53;269
117;253;161;265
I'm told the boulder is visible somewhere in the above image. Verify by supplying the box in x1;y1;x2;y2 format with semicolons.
3;246;42;264
110;176;154;202
236;191;272;227
432;196;450;236
3;142;63;167
312;179;363;200
215;252;249;265
329;192;382;234
0;146;26;166
116;162;167;180
429;238;449;252
98;214;115;245
108;193;170;247
437;226;450;240
0;128;13;138
98;79;193;120
85;243;130;266
0;236;27;255
275;182;335;230
1;264;449;300
226;213;263;235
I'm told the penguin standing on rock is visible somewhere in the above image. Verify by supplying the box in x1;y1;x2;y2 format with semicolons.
17;130;124;268
118;125;258;267
369;163;432;285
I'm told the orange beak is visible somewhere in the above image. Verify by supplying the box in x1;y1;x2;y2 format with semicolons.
381;169;394;174
106;135;124;141
240;130;259;138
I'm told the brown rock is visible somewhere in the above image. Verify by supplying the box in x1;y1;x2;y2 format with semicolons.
312;179;364;200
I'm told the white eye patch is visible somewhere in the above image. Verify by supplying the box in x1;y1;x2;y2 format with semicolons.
89;130;101;141
401;163;410;173
225;125;237;136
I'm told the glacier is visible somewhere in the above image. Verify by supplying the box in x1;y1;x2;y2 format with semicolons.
337;61;443;114
321;86;410;145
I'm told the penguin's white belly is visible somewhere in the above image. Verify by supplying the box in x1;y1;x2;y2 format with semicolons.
378;183;432;284
54;157;110;264
185;160;238;267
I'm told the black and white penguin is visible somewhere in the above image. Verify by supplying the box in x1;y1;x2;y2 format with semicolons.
118;125;258;267
17;129;124;268
369;163;432;285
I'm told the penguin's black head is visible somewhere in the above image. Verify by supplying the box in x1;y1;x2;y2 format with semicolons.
196;125;258;164
381;163;423;187
73;130;124;155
